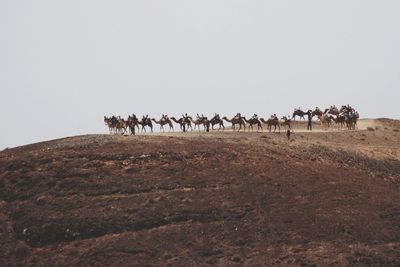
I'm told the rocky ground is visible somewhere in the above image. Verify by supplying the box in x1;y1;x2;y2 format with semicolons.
0;119;399;266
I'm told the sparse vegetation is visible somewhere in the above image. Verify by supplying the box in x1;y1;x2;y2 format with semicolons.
0;119;399;266
14;242;30;259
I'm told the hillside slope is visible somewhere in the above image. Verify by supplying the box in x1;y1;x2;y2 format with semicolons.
1;119;399;266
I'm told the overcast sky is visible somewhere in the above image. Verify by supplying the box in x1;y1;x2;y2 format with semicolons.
1;1;399;149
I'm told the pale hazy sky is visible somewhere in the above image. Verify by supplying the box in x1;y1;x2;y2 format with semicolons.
1;1;399;149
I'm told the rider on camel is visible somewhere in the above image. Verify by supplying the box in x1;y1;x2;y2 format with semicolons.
234;113;241;120
111;115;117;125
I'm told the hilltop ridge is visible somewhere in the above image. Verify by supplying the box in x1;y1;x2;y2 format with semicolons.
0;119;399;266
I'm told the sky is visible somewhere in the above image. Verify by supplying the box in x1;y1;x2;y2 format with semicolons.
1;1;399;149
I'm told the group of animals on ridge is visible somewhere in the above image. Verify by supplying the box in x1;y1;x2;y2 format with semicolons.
104;105;359;135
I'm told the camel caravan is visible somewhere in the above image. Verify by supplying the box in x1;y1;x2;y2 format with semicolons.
292;104;359;130
104;104;359;135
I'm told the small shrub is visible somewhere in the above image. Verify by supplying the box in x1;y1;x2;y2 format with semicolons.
367;127;375;131
393;129;399;132
14;243;30;259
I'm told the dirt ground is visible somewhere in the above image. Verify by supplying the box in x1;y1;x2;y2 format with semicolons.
0;119;399;266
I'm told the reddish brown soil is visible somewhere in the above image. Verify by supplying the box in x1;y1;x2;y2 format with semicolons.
1;119;399;266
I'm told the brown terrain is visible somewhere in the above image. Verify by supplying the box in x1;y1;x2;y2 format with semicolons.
1;118;399;266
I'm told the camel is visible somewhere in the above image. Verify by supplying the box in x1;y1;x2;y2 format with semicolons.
104;116;114;134
328;107;340;116
188;116;207;131
170;117;185;131
209;114;225;131
292;109;306;120
170;117;192;132
138;117;153;133
152;118;174;132
242;117;263;132
340;105;355;114
104;116;126;134
261;118;280;133
222;116;246;132
123;118;132;135
336;105;359;130
344;113;358;130
104;116;122;134
340;105;348;113
115;118;127;135
183;117;193;131
127;114;140;135
280;117;292;131
104;115;140;135
336;115;346;128
330;115;345;129
318;114;332;129
312;108;323;118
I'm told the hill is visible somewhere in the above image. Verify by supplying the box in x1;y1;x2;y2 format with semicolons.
1;119;399;266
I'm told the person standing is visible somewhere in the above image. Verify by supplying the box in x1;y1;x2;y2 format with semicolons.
306;110;313;131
